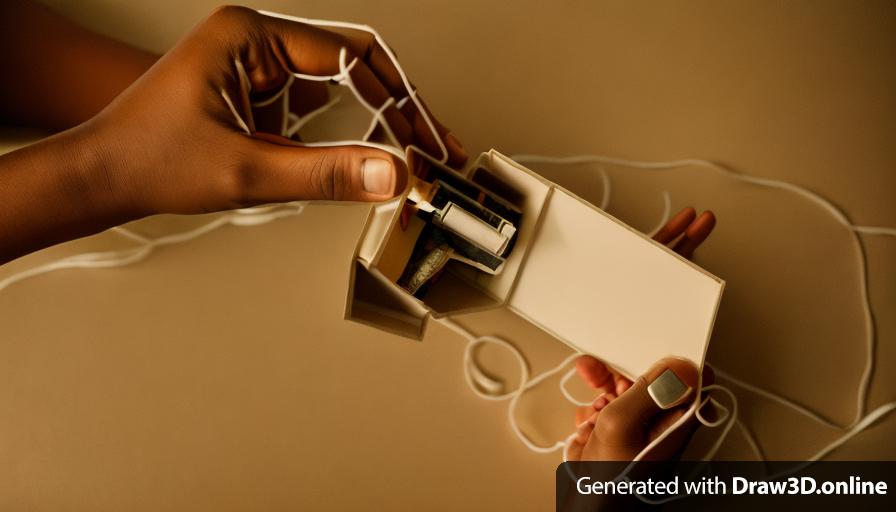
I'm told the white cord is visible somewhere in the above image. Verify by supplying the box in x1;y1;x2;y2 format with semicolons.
560;368;596;407
220;89;251;135
280;79;290;137
258;10;451;165
646;190;672;239
0;204;305;294
439;318;571;453
512;153;896;469
2;10;893;486
286;94;343;138
251;74;295;108
438;314;739;464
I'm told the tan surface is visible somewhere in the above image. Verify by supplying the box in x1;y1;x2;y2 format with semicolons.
2;0;895;510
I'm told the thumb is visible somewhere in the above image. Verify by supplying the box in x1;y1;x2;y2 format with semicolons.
592;357;699;458
238;135;408;202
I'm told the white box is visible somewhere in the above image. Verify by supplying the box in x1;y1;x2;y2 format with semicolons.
344;149;724;379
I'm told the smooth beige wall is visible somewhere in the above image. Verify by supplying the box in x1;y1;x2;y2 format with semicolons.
2;1;894;510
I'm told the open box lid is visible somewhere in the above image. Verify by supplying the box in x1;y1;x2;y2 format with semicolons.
495;159;724;379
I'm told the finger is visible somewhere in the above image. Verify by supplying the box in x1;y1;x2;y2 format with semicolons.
566;438;586;462
577;391;615;426
251;10;350;76
210;8;357;80
644;375;713;461
649;364;716;438
345;61;414;146
444;132;467;167
594;357;700;450
400;96;467;166
651;407;688;437
239;134;408;202
652;207;696;245
575;406;593;425
576;355;614;391
614;374;632;396
343;33;467;165
244;11;413;144
672;210;717;259
243;37;291;96
642;408;697;461
353;36;407;98
575;412;598;442
568;414;597;461
592;393;615;411
250;9;463;163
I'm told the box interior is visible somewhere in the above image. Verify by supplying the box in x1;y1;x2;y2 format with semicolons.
352;151;553;319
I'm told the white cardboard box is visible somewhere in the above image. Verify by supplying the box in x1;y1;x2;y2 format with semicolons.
345;150;724;379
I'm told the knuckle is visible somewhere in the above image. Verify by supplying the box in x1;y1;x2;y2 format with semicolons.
218;148;254;207
310;150;354;200
209;5;250;21
339;31;375;62
207;5;256;31
357;32;377;59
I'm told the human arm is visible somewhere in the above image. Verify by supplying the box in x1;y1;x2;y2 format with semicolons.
0;5;466;264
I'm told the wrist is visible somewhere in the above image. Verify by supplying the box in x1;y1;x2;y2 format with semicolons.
0;121;145;262
68;119;150;221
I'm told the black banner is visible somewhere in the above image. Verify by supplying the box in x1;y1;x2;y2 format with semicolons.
556;461;895;511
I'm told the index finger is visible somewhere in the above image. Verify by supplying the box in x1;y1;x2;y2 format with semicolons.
575;355;614;391
258;10;463;164
234;10;414;146
347;32;458;165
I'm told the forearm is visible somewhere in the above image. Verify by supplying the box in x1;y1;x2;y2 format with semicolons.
0;6;448;264
0;0;158;130
0;124;139;263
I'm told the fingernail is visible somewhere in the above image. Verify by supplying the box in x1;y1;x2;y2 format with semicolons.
362;158;395;195
445;133;467;159
647;368;692;409
592;395;608;410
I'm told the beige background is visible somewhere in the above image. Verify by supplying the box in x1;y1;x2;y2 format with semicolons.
1;0;895;510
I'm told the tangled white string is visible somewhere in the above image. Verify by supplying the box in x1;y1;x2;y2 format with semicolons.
1;10;894;485
437;312;733;464
0;204;306;294
511;153;896;472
